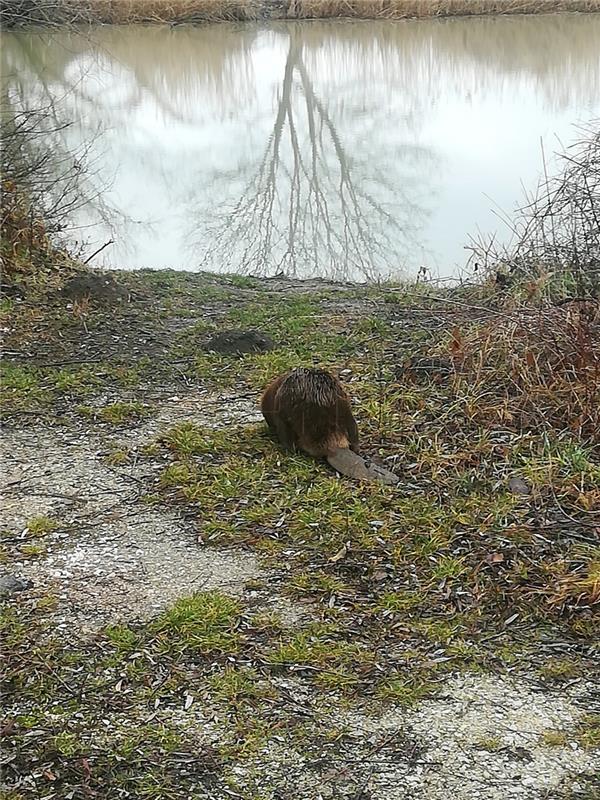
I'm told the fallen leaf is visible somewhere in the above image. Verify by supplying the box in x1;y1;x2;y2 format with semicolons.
329;544;348;563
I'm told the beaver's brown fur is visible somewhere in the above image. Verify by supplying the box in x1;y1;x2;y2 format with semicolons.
261;368;399;485
261;367;359;458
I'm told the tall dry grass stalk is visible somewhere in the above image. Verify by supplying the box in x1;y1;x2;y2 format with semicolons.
2;0;600;25
288;0;600;17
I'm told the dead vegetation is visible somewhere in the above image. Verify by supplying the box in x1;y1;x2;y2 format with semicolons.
0;0;262;25
1;0;599;26
287;0;600;18
446;301;600;443
469;123;600;299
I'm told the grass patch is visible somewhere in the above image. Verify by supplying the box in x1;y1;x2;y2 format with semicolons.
542;730;569;747
538;658;585;682
209;666;274;705
98;401;150;424
150;591;241;655
376;674;438;706
476;736;503;751
104;447;131;466
269;622;373;691
577;714;600;750
26;516;58;536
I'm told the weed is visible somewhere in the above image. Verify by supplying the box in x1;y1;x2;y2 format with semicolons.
104;447;131;466
98;401;149;424
542;730;569;747
376;674;437;706
19;543;47;558
26;516;58;536
538;658;583;682
577;715;600;750
209;667;273;705
476;736;503;751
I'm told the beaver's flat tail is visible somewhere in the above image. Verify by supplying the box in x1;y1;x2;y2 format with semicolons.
326;448;399;485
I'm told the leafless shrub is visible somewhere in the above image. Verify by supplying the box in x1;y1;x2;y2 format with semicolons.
0;0;263;26
468;122;600;301
1;97;118;287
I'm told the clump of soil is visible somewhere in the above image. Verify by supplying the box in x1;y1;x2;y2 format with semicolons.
205;329;275;355
60;270;130;303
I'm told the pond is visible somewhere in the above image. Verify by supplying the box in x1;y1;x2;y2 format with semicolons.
2;15;599;281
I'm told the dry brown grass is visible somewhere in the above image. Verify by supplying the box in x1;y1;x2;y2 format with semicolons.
2;0;599;26
448;301;600;443
289;0;600;18
0;180;75;291
85;0;262;23
0;0;262;26
547;558;600;609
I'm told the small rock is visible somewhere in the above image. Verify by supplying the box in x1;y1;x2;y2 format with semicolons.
0;573;33;597
508;476;531;496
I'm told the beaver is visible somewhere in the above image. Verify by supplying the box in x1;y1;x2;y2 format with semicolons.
261;368;398;485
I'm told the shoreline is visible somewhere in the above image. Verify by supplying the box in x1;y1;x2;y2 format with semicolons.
2;0;600;27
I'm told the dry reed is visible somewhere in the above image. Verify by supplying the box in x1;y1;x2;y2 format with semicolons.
288;0;600;18
2;0;600;26
0;0;262;26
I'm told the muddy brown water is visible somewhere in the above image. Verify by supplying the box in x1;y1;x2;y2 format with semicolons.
2;14;599;280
